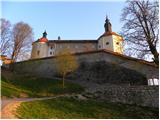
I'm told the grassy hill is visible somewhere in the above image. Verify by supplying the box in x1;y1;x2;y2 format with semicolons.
16;97;159;119
1;69;158;119
1;70;84;98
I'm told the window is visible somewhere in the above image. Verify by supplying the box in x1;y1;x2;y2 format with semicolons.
116;42;119;45
75;45;78;48
148;78;159;86
51;46;53;49
37;50;40;55
50;52;52;55
99;45;101;48
106;42;109;45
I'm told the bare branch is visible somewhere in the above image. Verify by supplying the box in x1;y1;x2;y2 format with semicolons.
11;22;33;62
121;0;159;65
0;19;12;55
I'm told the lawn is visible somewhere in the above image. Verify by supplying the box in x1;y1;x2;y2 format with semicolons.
16;97;159;119
1;71;84;98
1;80;33;98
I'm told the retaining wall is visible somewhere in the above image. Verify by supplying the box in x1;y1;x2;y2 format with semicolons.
83;84;159;108
12;50;158;80
7;50;159;107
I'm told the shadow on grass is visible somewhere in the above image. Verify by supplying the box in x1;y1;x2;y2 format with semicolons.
17;97;159;119
1;72;84;98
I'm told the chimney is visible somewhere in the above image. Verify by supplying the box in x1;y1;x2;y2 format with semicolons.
58;36;61;40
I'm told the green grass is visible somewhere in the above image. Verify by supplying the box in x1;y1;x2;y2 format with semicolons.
1;80;33;98
1;71;84;98
16;97;159;119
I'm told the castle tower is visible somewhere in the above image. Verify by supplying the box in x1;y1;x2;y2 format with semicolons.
31;31;49;59
98;16;123;54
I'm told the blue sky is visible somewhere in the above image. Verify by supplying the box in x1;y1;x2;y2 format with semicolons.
2;0;126;41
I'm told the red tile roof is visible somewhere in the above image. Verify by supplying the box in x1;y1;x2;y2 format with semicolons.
38;37;48;42
49;40;98;43
33;40;97;44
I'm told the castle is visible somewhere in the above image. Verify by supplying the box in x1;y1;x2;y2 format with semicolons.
31;17;123;59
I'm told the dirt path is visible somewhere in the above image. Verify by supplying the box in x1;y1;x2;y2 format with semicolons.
1;101;22;119
1;95;71;119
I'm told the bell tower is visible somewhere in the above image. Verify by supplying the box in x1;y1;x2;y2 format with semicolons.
31;31;49;59
98;16;123;54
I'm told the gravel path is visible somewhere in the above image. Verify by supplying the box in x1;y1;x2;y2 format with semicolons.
1;95;71;119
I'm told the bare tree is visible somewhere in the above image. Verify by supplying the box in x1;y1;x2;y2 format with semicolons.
11;22;33;62
121;0;159;65
0;19;12;55
56;49;78;88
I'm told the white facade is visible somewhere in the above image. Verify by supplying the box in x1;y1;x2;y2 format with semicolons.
31;42;48;58
98;36;114;51
98;34;123;54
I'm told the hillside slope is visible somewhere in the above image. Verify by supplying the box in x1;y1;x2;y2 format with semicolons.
68;61;147;85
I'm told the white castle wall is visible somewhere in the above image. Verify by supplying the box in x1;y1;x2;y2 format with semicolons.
98;36;114;51
31;42;48;59
98;35;123;54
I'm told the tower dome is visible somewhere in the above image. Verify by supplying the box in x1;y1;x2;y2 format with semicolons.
38;31;48;42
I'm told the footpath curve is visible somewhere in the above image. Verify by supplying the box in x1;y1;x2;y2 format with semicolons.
1;95;71;119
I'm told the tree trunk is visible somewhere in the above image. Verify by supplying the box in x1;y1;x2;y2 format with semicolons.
147;40;159;65
62;73;65;88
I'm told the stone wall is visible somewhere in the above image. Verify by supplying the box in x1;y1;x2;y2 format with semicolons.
66;79;159;108
83;84;159;108
67;61;148;85
8;50;159;108
54;42;97;55
100;51;159;79
12;50;158;80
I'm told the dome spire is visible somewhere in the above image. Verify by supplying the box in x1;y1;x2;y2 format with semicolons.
43;30;47;38
104;15;112;33
38;30;48;42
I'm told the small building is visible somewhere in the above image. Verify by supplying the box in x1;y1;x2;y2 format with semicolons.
31;16;123;59
0;55;12;65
